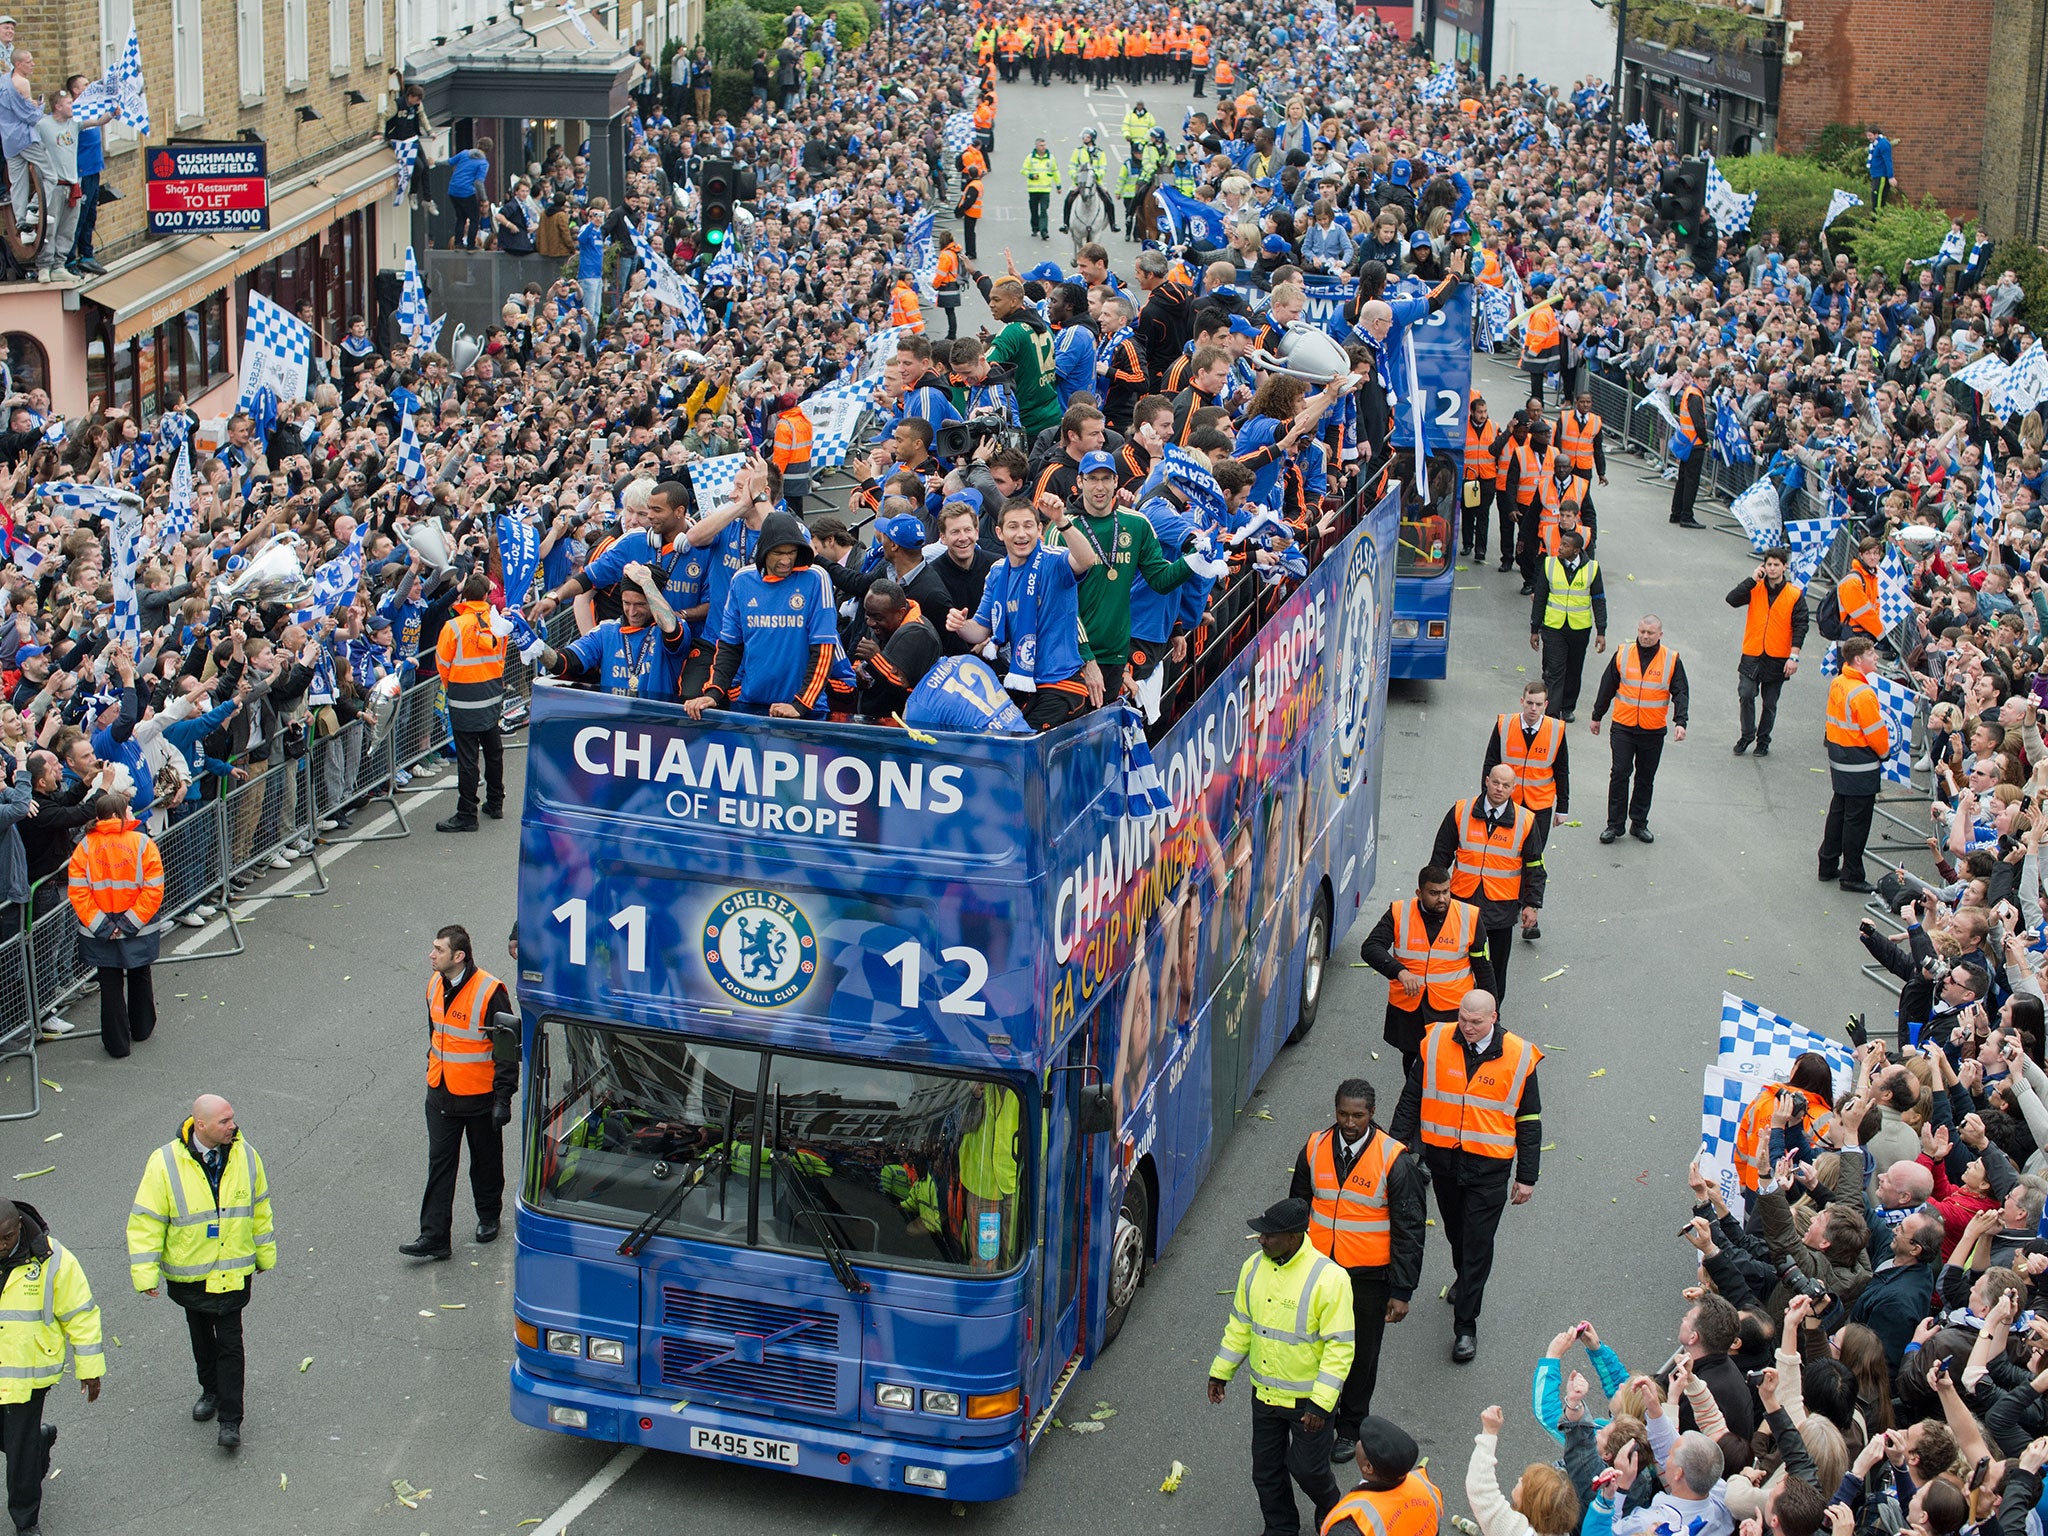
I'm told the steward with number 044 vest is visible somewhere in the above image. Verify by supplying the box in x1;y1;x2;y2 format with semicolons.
1390;1003;1543;1360
1428;773;1545;1008
0;1200;103;1533
1359;867;1496;1069
401;926;521;1261
1289;1086;1428;1453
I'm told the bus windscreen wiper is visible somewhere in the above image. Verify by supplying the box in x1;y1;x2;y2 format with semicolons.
774;1095;869;1295
617;1146;724;1257
783;1170;870;1295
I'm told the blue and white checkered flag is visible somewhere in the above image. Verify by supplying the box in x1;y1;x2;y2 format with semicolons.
1868;672;1920;785
1110;703;1174;820
627;222;695;317
1713;395;1754;465
235;290;313;410
1625;120;1650;148
1876;544;1913;632
804;378;874;471
159;441;196;554
295;525;366;624
1822;188;1863;232
1977;465;2003;539
686;453;747;509
943;110;977;163
1781;513;1840;585
703;238;739;289
109;499;144;647
9;543;43;579
1475;279;1511;347
1597;190;1618;241
395;412;431;503
1719;991;1854;1089
1415;68;1458;105
1995;341;2048;418
396;246;437;349
1704;157;1757;236
74;23;150;136
392;136;419;206
1818;642;1841;677
38;417;65;447
1700;1062;1761;1216
39;481;140;518
1950;350;2012;398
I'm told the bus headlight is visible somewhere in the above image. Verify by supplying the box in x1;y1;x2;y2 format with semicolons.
546;1330;584;1357
1392;619;1420;639
587;1337;625;1365
921;1390;962;1416
875;1382;915;1411
905;1466;948;1490
549;1406;589;1428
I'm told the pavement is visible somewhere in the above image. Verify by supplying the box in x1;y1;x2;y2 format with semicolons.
0;69;1898;1536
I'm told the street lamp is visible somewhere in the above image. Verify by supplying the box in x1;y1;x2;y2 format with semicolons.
1587;0;1628;195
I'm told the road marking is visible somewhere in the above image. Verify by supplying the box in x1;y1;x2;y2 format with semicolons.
168;781;454;954
533;1445;646;1534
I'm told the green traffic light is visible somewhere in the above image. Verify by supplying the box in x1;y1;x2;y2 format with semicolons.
704;228;725;247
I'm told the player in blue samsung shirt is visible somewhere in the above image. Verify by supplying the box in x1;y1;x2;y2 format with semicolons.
686;513;844;718
537;480;709;627
904;654;1031;735
536;560;690;699
945;491;1102;731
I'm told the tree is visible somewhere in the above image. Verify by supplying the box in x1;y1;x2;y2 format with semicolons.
702;0;763;67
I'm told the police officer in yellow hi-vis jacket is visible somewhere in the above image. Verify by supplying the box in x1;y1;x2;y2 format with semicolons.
126;1094;274;1450
0;1198;102;1533
1209;1197;1356;1536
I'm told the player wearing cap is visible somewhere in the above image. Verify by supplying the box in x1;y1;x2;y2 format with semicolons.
1208;1196;1356;1536
1068;449;1218;704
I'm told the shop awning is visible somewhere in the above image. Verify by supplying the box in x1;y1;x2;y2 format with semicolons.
86;140;400;342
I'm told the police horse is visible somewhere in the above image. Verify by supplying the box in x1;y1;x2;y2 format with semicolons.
1068;162;1112;258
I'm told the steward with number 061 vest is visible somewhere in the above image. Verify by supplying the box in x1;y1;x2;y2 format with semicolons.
1359;883;1497;1063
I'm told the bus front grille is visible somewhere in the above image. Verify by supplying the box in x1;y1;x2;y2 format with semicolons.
655;1287;846;1413
658;1289;841;1350
657;1335;841;1411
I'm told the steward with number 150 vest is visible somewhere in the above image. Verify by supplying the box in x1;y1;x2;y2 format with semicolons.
1390;1015;1543;1189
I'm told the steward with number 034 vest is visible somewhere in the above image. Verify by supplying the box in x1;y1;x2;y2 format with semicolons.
435;598;508;733
0;1201;105;1403
1291;1126;1426;1283
126;1118;277;1295
1429;793;1546;931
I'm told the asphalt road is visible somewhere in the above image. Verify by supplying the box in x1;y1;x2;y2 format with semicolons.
0;70;1898;1536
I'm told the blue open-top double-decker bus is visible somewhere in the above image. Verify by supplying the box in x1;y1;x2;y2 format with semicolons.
505;490;1398;1502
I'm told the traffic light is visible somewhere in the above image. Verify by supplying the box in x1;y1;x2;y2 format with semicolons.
1653;158;1708;240
699;158;735;248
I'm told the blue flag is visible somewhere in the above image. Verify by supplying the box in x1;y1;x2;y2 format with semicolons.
1155;184;1226;247
1713;396;1754;466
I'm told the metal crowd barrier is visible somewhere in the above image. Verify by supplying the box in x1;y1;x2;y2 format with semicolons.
12;636;561;1111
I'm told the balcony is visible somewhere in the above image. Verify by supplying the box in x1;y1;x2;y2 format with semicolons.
1622;0;1784;103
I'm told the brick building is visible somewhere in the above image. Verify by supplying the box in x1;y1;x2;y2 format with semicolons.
1614;0;1990;217
0;0;680;417
1980;0;2047;244
1775;0;1991;214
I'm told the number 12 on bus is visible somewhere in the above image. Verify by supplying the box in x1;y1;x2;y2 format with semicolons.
507;495;1399;1501
1388;283;1473;681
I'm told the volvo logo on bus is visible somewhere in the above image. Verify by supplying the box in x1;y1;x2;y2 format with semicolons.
702;890;817;1007
1332;533;1382;795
